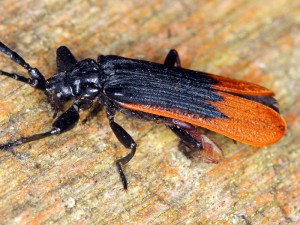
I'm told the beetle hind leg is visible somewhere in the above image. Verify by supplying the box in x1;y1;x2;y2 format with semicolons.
167;120;224;163
163;50;224;163
167;121;224;163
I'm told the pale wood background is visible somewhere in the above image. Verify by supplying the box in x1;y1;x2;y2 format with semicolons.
0;1;299;224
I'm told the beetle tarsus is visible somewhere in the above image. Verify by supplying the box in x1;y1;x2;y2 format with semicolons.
0;128;59;153
116;162;128;190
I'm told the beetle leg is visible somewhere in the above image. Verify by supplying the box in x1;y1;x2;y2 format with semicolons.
0;104;80;153
164;49;181;67
56;46;77;73
163;50;224;163
163;50;223;162
167;121;224;163
106;106;136;189
110;120;137;189
0;42;46;90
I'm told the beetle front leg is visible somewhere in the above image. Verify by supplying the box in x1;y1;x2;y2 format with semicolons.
0;104;80;153
167;120;224;164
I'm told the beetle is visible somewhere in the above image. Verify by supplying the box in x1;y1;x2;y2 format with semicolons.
0;42;286;189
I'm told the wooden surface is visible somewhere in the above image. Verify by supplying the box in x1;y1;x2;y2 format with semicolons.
0;1;299;224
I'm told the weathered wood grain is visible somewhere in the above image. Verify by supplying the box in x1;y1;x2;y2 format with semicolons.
0;0;299;224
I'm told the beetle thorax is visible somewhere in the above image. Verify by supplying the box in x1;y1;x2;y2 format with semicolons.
45;59;104;111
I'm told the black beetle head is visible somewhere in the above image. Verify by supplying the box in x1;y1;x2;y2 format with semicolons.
45;72;73;115
45;59;102;115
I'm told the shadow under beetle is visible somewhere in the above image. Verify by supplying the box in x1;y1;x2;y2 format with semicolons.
0;42;286;189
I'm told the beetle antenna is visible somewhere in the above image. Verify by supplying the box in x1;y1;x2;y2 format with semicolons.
0;42;46;90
